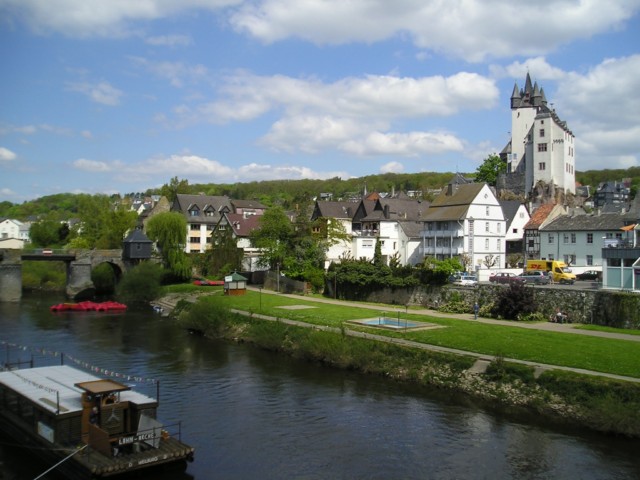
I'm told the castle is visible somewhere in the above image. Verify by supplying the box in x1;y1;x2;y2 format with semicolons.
499;73;576;203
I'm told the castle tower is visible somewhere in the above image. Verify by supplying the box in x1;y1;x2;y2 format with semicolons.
504;73;576;199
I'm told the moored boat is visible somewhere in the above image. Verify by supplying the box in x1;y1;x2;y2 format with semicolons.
0;359;194;478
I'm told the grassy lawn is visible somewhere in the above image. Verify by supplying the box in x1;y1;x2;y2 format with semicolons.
173;287;640;379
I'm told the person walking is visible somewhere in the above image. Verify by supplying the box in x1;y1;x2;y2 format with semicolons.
473;302;479;320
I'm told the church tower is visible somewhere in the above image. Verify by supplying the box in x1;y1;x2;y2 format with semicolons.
503;73;576;199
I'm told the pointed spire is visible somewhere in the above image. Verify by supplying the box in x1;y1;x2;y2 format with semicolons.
524;72;533;95
540;88;547;104
511;82;520;99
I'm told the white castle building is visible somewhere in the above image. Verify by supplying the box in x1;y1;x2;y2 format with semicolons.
501;73;576;199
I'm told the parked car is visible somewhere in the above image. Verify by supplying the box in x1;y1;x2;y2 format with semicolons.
489;272;526;284
517;271;551;285
453;275;478;286
576;270;602;281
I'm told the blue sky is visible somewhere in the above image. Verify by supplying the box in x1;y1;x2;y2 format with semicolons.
1;0;639;203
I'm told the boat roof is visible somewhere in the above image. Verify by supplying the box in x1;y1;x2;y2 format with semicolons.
0;365;156;415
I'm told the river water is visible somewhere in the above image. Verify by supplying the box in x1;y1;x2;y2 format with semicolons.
1;293;639;479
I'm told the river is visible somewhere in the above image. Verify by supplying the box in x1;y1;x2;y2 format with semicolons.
1;293;639;479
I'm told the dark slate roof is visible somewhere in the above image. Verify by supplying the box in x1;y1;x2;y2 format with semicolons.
399;221;424;238
230;199;268;210
123;229;152;243
422;183;485;222
225;213;262;237
372;198;429;221
312;201;358;220
541;213;626;232
173;194;233;224
499;200;525;228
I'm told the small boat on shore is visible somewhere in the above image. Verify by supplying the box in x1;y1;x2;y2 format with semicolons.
0;359;194;478
50;301;127;312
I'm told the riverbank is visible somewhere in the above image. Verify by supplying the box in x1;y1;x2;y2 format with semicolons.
165;291;640;438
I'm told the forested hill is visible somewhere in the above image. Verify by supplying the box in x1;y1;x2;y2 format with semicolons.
1;168;638;221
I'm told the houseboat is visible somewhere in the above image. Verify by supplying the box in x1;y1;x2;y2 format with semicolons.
0;361;194;478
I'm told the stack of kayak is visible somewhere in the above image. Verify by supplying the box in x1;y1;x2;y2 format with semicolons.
50;301;127;312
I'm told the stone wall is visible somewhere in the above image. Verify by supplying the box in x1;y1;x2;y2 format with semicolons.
361;284;640;329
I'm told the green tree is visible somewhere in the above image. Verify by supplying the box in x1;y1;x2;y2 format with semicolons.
251;206;293;270
159;176;190;203
29;218;63;247
116;261;164;307
204;228;244;277
474;154;506;186
146;212;192;281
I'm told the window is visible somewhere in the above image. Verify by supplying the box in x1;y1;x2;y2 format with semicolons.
486;206;490;216
548;254;554;260
548;234;554;244
586;255;593;266
497;223;501;233
485;239;489;249
528;239;534;248
512;228;518;234
189;208;200;217
587;233;593;244
362;239;374;249
485;222;489;233
497;239;501;251
190;224;200;231
571;233;576;244
538;143;547;152
204;210;215;217
609;258;621;267
538;162;546;170
189;237;199;243
539;128;545;137
563;234;569;244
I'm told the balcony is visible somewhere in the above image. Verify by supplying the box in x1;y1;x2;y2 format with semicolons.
352;229;379;237
420;246;463;255
421;229;464;238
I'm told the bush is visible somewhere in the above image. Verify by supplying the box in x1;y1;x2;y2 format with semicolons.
491;282;536;320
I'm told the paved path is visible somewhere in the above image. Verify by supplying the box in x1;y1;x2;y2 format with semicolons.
241;287;640;383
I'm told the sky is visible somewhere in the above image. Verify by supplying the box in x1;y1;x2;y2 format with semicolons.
1;1;639;203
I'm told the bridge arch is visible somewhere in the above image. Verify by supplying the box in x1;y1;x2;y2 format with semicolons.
0;249;130;302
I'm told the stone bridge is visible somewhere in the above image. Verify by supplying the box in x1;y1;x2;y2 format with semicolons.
0;249;129;302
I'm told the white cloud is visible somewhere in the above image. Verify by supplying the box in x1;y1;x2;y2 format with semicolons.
105;153;349;185
380;161;404;174
73;158;112;172
230;0;640;62
553;55;640;170
490;57;567;81
129;57;209;88
342;131;465;157
67;81;123;106
182;71;496;156
144;34;192;47
0;0;241;37
80;130;93;139
0;147;17;161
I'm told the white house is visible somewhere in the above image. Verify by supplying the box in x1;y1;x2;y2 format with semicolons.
420;183;506;271
310;200;357;268
171;194;233;253
351;196;429;265
0;219;23;241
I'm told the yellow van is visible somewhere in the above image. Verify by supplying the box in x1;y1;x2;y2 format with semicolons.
526;260;576;284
